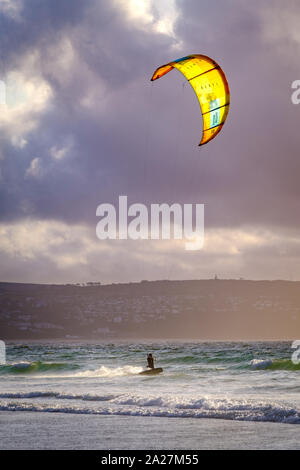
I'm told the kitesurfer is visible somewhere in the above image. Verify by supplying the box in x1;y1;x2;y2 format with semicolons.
147;353;155;369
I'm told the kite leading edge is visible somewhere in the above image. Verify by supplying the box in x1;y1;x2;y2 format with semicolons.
151;54;230;146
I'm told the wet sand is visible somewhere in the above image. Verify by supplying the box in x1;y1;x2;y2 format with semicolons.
1;412;300;450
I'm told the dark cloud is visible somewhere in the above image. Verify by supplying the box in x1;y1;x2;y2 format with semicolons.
0;0;177;223
0;0;300;282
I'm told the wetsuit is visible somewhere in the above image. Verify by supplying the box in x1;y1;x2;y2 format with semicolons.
147;355;154;369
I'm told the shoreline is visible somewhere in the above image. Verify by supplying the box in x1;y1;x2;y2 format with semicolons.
1;412;300;450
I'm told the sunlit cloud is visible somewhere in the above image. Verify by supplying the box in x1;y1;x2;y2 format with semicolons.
0;67;52;140
0;220;300;283
115;0;178;37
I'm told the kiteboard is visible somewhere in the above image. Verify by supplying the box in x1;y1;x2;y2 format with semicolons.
139;367;163;376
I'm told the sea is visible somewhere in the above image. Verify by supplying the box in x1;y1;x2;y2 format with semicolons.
0;340;300;450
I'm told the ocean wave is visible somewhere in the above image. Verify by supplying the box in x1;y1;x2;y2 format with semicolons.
0;391;118;401
0;395;299;424
164;355;200;364
0;361;80;374
250;359;300;371
2;359;299;376
74;365;143;377
0;362;142;377
0;391;169;405
250;359;273;370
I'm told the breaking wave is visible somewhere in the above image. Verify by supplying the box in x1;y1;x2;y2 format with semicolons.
1;393;299;424
0;362;142;377
250;359;300;371
0;361;80;374
73;365;143;377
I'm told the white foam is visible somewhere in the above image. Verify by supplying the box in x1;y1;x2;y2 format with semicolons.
0;398;299;424
1;394;299;424
0;391;117;401
74;365;143;378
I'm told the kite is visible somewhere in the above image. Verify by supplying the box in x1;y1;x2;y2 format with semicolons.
151;54;230;146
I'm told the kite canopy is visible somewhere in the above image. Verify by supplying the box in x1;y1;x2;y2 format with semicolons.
151;54;230;146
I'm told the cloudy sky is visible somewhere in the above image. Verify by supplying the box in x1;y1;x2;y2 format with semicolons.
0;0;300;284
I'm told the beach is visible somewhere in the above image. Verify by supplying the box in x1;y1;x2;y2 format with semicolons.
0;341;299;450
1;412;300;450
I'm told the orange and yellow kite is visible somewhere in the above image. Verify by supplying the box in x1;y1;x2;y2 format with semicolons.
151;54;230;146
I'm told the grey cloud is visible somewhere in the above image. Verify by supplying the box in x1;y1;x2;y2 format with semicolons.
1;0;300;281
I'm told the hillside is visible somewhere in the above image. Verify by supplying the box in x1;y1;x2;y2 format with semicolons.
0;280;300;340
